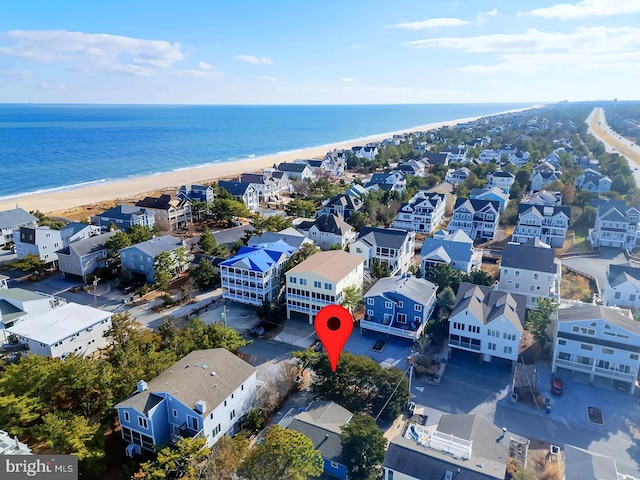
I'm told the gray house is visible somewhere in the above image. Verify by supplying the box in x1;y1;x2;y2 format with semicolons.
0;208;37;247
119;235;190;283
57;232;116;282
94;205;156;231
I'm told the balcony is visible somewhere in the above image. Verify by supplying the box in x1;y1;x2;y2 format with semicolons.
171;422;204;444
449;335;481;352
360;318;421;339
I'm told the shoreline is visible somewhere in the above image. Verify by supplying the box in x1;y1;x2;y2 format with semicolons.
0;106;537;215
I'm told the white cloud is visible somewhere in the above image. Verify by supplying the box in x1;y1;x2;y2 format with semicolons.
197;61;214;70
524;0;640;19
179;61;222;79
386;18;468;30
476;8;498;24
233;54;273;64
0;30;184;76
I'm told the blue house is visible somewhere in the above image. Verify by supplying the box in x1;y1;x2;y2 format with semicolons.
114;349;257;457
287;401;353;480
94;204;156;231
119;235;189;283
420;229;480;274
361;274;437;340
178;184;215;204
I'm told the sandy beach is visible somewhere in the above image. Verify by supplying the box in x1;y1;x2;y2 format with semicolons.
0;109;531;215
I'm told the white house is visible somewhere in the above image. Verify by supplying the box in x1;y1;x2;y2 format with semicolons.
487;170;515;192
420;229;481;274
552;303;640;393
574;169;612;193
217;181;260;212
349;227;415;276
366;172;406;194
589;200;640;251
448;283;527;364
392;191;446;233
297;214;356;251
286;250;364;324
13;222;101;264
602;263;640;309
277;162;315;181
448;198;500;241
530;170;561;193
444;167;471;186
0;208;37;247
498;241;561;309
7;303;112;358
524;190;563;206
0;288;62;343
239;173;280;201
114;349;257;456
512;204;571;248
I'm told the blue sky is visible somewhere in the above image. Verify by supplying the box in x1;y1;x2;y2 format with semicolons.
1;0;639;104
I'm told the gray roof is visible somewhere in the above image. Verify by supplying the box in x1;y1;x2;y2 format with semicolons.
0;288;51;303
451;283;526;332
310;214;353;235
589;198;628;213
564;444;618;480
99;204;151;220
357;227;410;249
517;203;570;218
323;193;362;211
115;348;256;416
501;242;557;273
278;162;309;173
0;208;37;229
121;235;183;258
558;304;640;335
60;232;115;256
247;228;311;250
0;300;26;324
287;401;353;463
365;275;437;306
420;231;474;265
607;263;640;289
454;198;500;214
217;180;254;196
61;222;91;237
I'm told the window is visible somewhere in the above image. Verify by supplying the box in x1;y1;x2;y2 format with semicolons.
385;301;392;309
533;273;539;280
314;281;321;288
230;410;236;420
300;278;307;286
488;343;496;351
172;409;178;418
503;269;509;276
330;461;339;469
631;294;636;302
631;354;639;360
367;309;373;317
558;352;570;360
124;411;130;423
324;283;331;290
138;417;148;429
213;424;221;436
602;348;614;355
515;270;520;277
558;339;566;346
397;314;407;324
224;400;227;407
515;282;520;289
414;316;421;322
356;248;362;253
504;346;513;354
367;298;374;305
397;301;403;308
530;285;536;292
615;292;621;299
580;344;593;351
415;304;422;312
290;277;296;284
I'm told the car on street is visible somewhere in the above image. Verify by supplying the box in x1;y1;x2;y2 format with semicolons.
551;378;564;396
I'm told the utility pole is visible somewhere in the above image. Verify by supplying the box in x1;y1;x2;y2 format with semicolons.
93;277;100;309
221;301;227;327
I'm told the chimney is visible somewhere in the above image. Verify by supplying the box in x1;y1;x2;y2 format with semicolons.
195;400;207;414
137;380;148;392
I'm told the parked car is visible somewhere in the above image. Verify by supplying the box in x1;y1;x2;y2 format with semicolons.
551;378;564;396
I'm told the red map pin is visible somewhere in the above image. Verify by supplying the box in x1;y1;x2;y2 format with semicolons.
314;304;353;372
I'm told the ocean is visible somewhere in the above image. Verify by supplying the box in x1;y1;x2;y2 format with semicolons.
0;103;532;200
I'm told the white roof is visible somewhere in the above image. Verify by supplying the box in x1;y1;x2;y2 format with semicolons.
7;303;111;345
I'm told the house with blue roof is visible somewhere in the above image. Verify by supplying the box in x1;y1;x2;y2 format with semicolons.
361;274;437;340
421;229;480;274
470;187;509;213
93;204;156;231
178;184;215;204
119;235;190;283
220;240;295;306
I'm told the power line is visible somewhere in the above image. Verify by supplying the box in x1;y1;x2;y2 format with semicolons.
375;366;411;421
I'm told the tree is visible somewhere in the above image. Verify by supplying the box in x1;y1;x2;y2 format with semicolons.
340;285;361;314
190;259;218;290
238;425;323;480
284;198;318;218
10;253;47;273
128;224;155;244
29;210;66;229
525;297;558;347
348;210;370;231
188;319;251;353
462;269;494;286
138;437;211;480
191;199;209;221
198;227;228;256
36;411;102;465
370;259;391;279
328;242;343;250
105;230;131;266
154;250;175;292
201;434;250;480
211;198;250;227
340;415;387;480
424;263;463;292
291;347;320;374
436;286;456;313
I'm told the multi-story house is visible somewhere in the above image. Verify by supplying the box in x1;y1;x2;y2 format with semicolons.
421;229;480;274
120;235;190;284
479;149;501;163
393;159;428;177
349;227;415;276
498;241;561;309
351;145;378;160
448;198;500;241
552;303;640;394
505;149;530;167
93;204;155;231
297;214;356;251
392;191;446;233
0;208;37;247
277;162;315;181
13;226;64;264
57;232;115;282
247;227;313;250
383;414;509;480
444;167;471;186
589;200;640;250
321;151;346;177
469;187;509;213
8;303;112;358
239;173;280;201
317;194;363;221
177;184;215;204
361;274;436;340
220;240;294;306
448;283;527;364
422;151;451;166
524;190;563;206
216;181;260;212
0;288;62;343
512;204;571;248
288;401;353;480
366;172;406;194
135;194;192;232
286;250;363;324
572;155;600;170
487;170;515;193
115;349;257;456
602;263;640;309
530;168;561;193
574;169;612;193
442;145;468;162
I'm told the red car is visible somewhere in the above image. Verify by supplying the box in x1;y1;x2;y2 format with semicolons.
551;378;564;396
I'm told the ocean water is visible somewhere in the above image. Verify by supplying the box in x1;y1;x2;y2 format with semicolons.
0;103;531;199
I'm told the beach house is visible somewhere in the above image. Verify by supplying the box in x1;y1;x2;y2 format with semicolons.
135;194;193;232
119;235;190;284
0;207;37;248
296;213;356;251
574;169;612;193
349;227;415;276
216;181;260;212
392;191;446;233
317;193;363;221
178;184;215;204
448;198;500;241
420;229;480;274
0;288;62;343
94;204;156;232
487;170;515;192
114;349;257;456
511;204;571;248
277;162;314;182
57;232;115;282
602;263;640;309
588;199;640;251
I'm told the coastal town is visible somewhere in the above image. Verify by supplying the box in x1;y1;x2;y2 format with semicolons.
2;102;640;480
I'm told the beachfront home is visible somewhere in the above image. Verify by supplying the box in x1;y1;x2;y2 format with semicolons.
448;283;527;364
588;199;640;251
220;241;295;306
602;263;640;309
135;194;192;232
114;348;257;456
287;401;353;480
351;145;378;160
0;208;37;247
286;250;363;324
422;151;451;166
393;159;428;177
317;193;363;221
7;303;112;358
277;162;314;182
119;235;190;284
498;241;561;309
361;274;436;340
448;198;501;241
574;169;612;193
349;227;415;276
421;229;480;274
321;151;346;177
57;232;115;282
552;303;640;394
296;214;356;251
239;173;280;202
511;204;571;248
524;190;563;206
13;222;100;265
217;181;260;212
94;204;156;232
178;184;215;204
392;191;446;234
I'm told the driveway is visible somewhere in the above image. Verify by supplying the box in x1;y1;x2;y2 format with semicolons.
562;247;628;294
212;224;254;247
